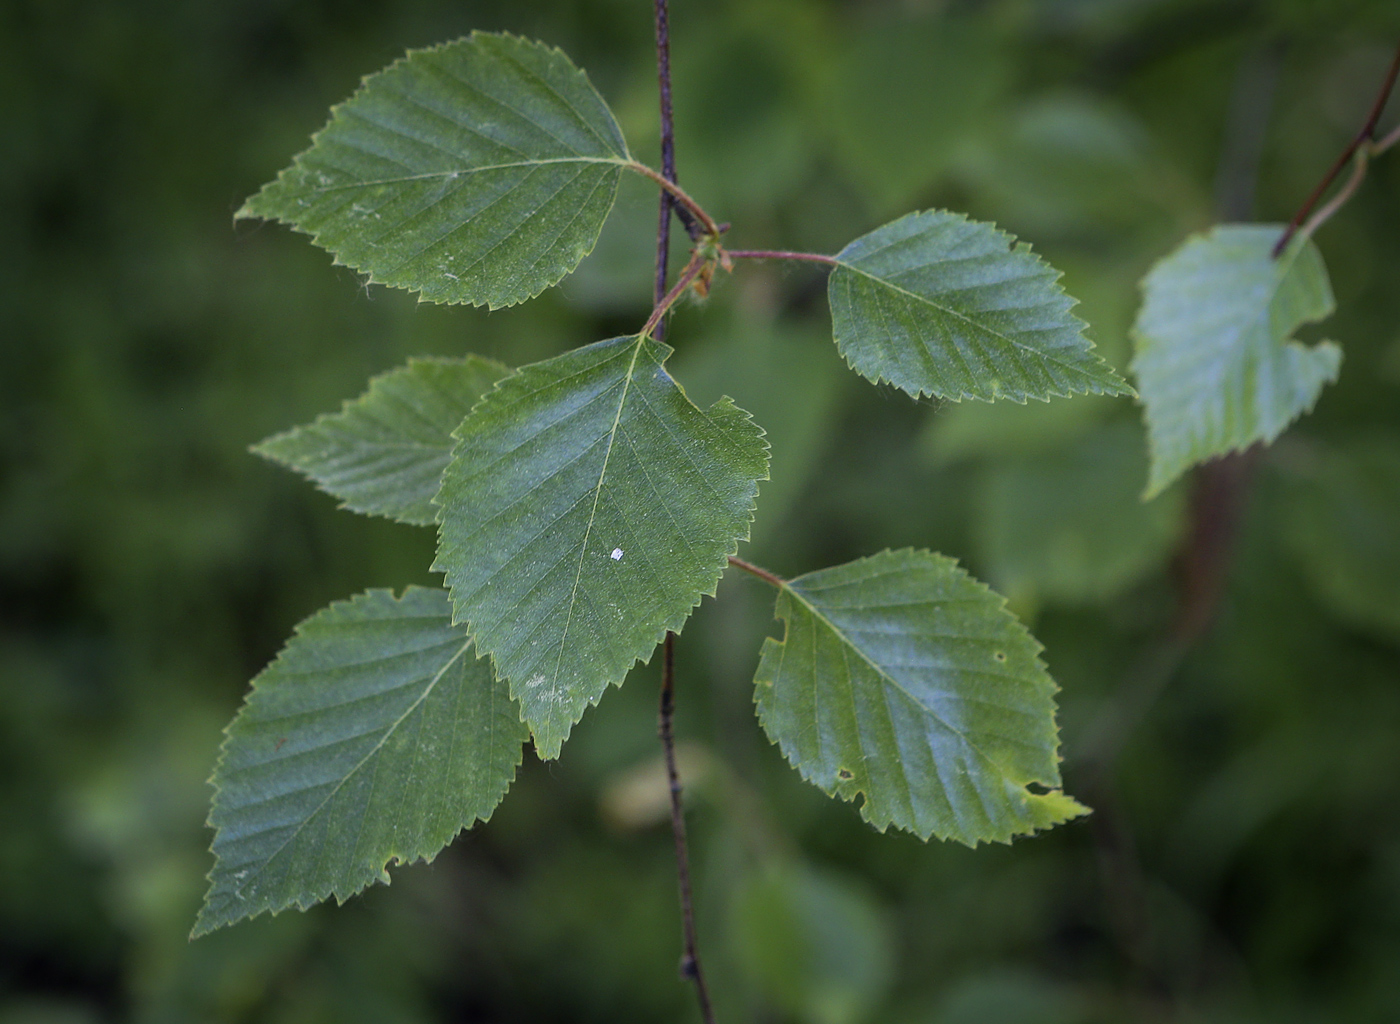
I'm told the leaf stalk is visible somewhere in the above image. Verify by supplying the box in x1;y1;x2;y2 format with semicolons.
1273;42;1400;257
727;555;786;588
629;160;722;240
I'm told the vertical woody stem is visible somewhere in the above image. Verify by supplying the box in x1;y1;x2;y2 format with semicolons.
652;2;717;1021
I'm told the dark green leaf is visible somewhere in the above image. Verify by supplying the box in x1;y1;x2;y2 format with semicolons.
754;549;1086;844
434;335;769;758
253;356;508;525
828;211;1131;402
194;587;525;936
238;32;631;308
1132;225;1341;497
731;861;893;1024
1284;439;1400;642
974;423;1185;606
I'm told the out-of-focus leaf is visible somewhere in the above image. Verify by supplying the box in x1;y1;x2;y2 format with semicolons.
753;549;1087;844
961;94;1195;236
731;861;893;1024
237;33;631;308
598;741;716;830
253;356;507;526
930;970;1082;1024
824;17;1011;211
195;588;525;936
675;310;845;541
828;211;1132;403
923;394;1111;466
1132;225;1340;497
433;335;769;758
671;27;811;213
974;423;1185;606
1283;439;1400;641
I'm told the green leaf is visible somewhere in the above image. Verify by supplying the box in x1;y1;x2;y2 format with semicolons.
433;335;769;758
753;549;1086;844
824;17;1011;212
731;861;894;1024
253;356;508;525
194;587;525;937
828;211;1132;402
1132;225;1341;498
238;32;631;308
676;310;846;543
974;423;1185;607
1283;439;1400;642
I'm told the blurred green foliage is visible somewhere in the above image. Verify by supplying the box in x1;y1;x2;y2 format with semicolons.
4;0;1400;1021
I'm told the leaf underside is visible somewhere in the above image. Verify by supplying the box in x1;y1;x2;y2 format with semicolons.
828;210;1131;403
754;549;1086;845
195;587;525;937
433;335;769;758
237;32;631;308
1132;224;1340;498
254;355;509;525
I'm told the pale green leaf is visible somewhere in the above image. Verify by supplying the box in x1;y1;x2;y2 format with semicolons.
974;423;1185;606
238;32;631;308
1284;439;1400;642
1132;225;1341;497
754;549;1086;844
433;335;769;758
253;356;508;525
194;587;525;936
828;211;1132;402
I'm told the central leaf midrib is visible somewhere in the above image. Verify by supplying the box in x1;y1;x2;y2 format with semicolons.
549;336;646;691
836;259;1093;379
245;637;472;884
307;156;632;193
782;582;1026;783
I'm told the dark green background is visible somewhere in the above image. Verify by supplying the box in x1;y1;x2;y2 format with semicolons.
5;0;1400;1021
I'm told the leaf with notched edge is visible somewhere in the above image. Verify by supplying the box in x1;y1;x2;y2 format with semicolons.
753;549;1086;845
1133;225;1340;497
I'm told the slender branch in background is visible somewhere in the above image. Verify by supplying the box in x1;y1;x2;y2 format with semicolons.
658;635;715;1024
652;4;716;1022
1292;115;1400;248
654;0;699;253
727;554;786;589
723;249;838;266
1273;42;1400;256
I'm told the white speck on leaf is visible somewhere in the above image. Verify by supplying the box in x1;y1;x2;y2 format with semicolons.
610;548;623;561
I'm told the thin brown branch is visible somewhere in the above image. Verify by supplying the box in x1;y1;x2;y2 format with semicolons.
724;249;838;266
658;633;716;1024
654;0;699;248
652;5;716;1021
1273;42;1400;256
726;555;785;589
